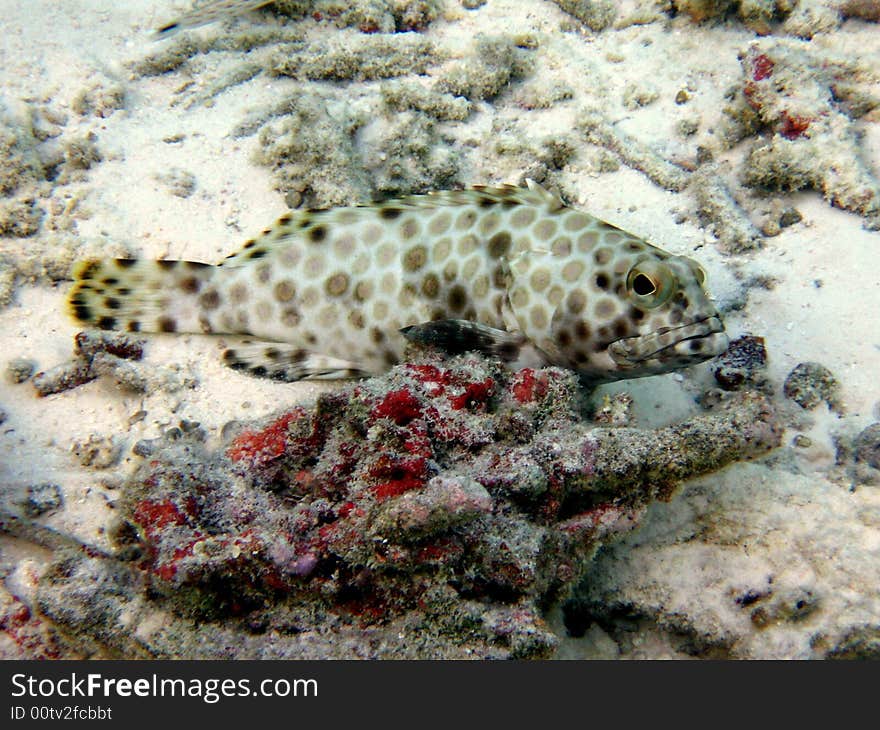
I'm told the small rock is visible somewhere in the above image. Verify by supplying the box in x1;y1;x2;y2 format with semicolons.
783;362;842;412
792;434;812;448
72;434;123;469
853;423;880;470
712;335;768;391
779;207;802;228
23;483;63;517
5;357;36;384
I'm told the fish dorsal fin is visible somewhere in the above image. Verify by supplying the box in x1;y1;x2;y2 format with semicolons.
405;181;563;211
524;179;565;211
219;183;565;267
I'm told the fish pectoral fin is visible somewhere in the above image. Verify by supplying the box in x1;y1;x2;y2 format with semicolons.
222;342;371;381
400;319;526;362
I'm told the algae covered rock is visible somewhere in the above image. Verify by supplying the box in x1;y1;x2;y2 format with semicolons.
32;354;781;659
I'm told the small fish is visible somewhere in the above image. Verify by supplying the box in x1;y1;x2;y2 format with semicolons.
153;0;275;39
66;182;728;383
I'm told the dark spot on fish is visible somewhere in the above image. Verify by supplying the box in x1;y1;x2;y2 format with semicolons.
478;196;498;208
371;328;385;344
249;248;267;260
325;272;350;297
309;225;327;243
349;311;365;329
180;276;201;294
200;289;221;310
117;259;136;269
158;260;177;270
421;273;440;298
102;277;119;286
448;284;467;312
104;297;121;310
252;366;268;377
630;307;645;322
265;347;281;360
383;349;398;366
158;317;177;333
403;246;428;272
558;329;572;347
575;321;591;339
380;207;402;220
689;339;703;352
595;273;609;290
243;239;257;249
278;213;293;225
128;321;141;333
73;304;92;322
118;287;131;296
487;231;512;258
186;261;211;269
97;316;116;330
613;320;629;338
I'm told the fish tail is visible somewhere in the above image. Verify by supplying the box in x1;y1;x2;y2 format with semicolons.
152;0;276;39
67;258;217;334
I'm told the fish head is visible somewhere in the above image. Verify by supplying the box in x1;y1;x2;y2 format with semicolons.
507;246;729;383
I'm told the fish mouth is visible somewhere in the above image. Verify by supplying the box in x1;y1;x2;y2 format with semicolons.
607;315;728;365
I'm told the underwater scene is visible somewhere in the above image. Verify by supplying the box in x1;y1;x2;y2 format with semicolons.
0;0;878;659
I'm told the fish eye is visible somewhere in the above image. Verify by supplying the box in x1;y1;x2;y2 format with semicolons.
632;273;656;296
626;260;675;308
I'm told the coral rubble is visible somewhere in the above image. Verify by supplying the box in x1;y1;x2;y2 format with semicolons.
734;41;880;229
27;354;781;659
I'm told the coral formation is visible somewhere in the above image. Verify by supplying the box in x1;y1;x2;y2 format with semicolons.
733;41;880;229
0;102;47;238
21;354;781;659
31;331;191;397
552;0;619;31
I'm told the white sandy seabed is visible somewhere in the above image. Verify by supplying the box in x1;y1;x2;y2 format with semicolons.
0;0;878;659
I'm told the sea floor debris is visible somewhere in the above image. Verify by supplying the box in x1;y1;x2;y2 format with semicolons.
6;354;781;659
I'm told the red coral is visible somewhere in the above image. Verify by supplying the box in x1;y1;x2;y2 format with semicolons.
753;54;774;81
449;378;495;410
372;388;423;426
510;369;548;404
0;596;64;659
780;112;811;139
369;455;429;501
133;499;189;539
226;409;303;467
405;364;453;388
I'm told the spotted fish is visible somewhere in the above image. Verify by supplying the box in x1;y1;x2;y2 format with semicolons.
66;182;729;383
153;0;275;39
